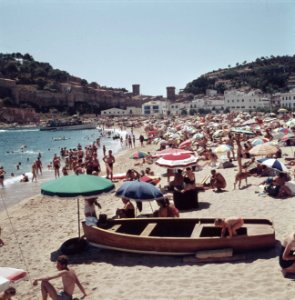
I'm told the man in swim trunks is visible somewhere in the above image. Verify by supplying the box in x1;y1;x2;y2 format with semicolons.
103;150;115;181
33;255;87;300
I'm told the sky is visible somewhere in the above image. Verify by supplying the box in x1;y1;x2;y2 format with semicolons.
0;0;294;96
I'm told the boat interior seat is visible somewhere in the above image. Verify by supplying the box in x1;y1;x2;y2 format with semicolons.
190;222;202;238
140;223;157;237
109;224;122;232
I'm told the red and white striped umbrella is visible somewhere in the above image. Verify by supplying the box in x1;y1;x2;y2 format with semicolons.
0;267;27;292
152;148;194;158
178;139;192;149
155;153;198;168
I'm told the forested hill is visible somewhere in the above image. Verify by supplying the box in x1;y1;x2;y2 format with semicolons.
183;55;295;95
0;52;126;92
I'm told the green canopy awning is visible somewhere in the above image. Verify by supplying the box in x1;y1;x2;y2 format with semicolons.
41;174;114;198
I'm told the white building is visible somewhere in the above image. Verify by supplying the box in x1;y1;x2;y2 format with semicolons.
224;89;270;111
101;108;127;116
100;106;142;116
192;97;225;111
142;100;168;115
280;88;295;110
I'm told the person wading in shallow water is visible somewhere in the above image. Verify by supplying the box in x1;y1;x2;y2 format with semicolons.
33;255;87;300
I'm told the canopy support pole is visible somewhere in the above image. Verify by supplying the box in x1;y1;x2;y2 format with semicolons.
148;200;154;212
77;198;81;238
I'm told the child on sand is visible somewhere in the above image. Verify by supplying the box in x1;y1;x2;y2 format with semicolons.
214;217;244;238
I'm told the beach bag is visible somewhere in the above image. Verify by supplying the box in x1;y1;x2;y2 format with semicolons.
264;185;279;197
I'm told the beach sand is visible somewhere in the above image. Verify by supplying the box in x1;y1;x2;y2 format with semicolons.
1;134;295;299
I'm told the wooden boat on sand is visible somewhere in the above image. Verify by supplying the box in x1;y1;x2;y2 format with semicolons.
82;218;275;255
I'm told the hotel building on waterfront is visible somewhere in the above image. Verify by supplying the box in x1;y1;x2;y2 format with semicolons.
280;88;295;110
224;89;270;111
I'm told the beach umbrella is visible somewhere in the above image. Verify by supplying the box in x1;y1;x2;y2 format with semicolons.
242;119;257;126
214;144;232;153
213;130;224;138
250;137;269;146
178;139;192;149
115;180;163;201
0;267;27;292
129;151;149;159
152;148;193;158
278;108;288;113
155;153;198;169
249;144;278;156
257;158;288;173
192;132;204;140
279;134;295;142
231;128;255;135
286;119;295;127
41;174;114;238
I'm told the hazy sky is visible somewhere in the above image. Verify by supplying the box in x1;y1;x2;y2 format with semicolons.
0;0;294;96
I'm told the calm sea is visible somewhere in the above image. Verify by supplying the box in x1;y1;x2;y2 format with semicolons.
0;127;126;187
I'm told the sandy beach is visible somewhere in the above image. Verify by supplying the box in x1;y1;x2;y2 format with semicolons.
1;126;295;300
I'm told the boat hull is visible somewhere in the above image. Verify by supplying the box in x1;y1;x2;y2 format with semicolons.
82;218;275;255
40;123;97;131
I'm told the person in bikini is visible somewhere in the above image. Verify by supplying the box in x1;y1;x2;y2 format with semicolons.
33;255;87;300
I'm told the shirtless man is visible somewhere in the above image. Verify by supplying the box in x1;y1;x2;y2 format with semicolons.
103;150;115;181
33;255;87;300
210;169;226;192
214;217;244;237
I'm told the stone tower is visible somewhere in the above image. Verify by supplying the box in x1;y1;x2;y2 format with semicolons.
132;84;140;96
166;86;176;100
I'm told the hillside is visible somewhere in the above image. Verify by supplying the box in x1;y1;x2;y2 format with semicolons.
183;55;295;95
0;53;139;115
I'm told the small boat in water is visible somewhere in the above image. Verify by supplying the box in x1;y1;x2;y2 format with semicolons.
40;116;96;131
82;217;275;255
52;137;70;141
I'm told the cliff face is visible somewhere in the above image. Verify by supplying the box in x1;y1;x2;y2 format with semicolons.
0;107;39;124
0;78;144;112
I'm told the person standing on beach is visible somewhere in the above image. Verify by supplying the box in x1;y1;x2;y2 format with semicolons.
0;166;5;188
103;150;115;181
53;154;61;178
139;134;144;147
132;135;136;148
33;255;87;300
102;145;106;157
36;157;43;175
31;162;38;182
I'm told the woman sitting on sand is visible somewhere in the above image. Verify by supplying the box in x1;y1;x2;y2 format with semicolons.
154;198;179;218
280;232;295;276
125;169;140;181
116;197;135;218
182;167;196;192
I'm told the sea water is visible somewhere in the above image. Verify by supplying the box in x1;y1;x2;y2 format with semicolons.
0;127;126;186
0;127;130;210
